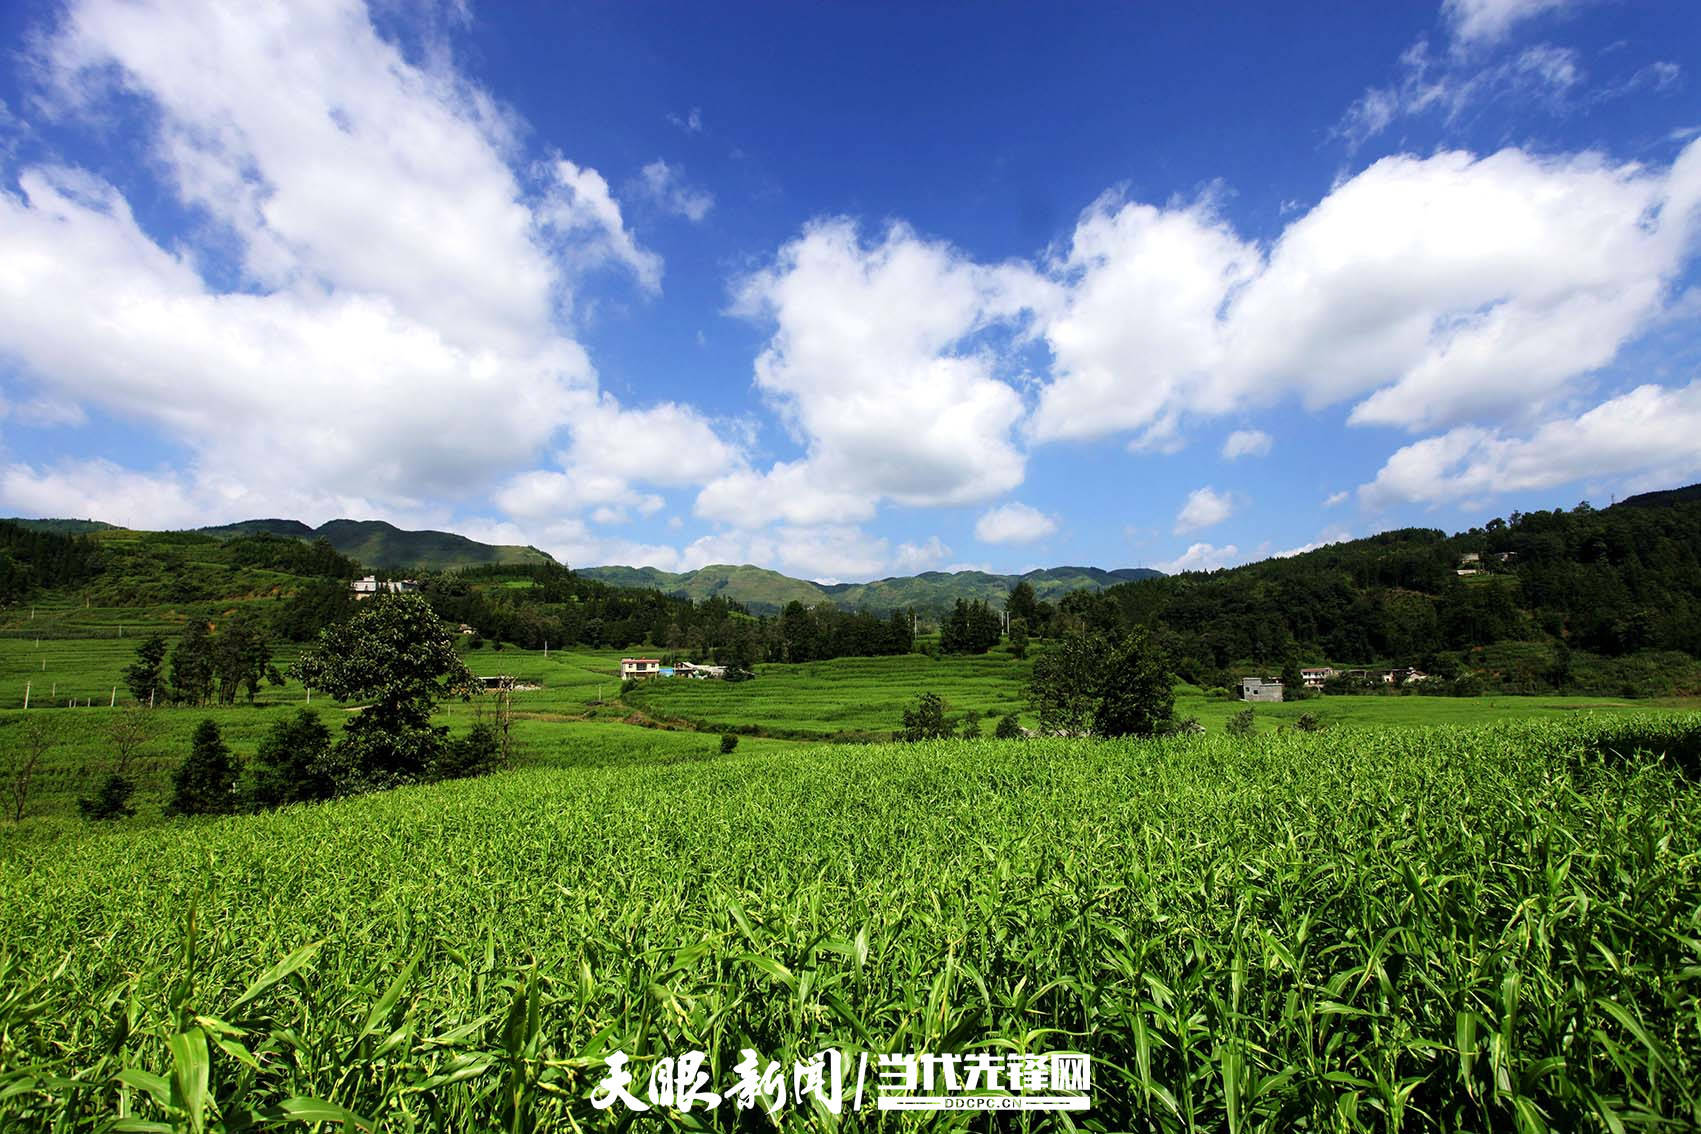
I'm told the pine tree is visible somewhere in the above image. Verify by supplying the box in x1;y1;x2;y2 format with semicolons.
124;634;170;705
166;719;241;817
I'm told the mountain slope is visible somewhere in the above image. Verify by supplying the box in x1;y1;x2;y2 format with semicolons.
576;562;1164;613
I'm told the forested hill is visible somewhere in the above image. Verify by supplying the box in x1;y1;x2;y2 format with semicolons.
1050;490;1701;697
575;563;1164;614
195;518;555;570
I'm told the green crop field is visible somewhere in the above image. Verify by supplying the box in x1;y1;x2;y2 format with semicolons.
2;715;1699;1130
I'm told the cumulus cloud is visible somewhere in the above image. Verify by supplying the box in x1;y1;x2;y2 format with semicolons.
974;502;1058;545
1175;486;1234;533
894;536;951;571
638;159;714;222
1221;429;1272;459
1031;140;1701;447
1154;542;1241;574
703;219;1055;527
1359;381;1701;508
0;0;697;532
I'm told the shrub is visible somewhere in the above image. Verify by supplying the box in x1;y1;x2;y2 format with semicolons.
1294;711;1324;733
1226;707;1255;737
994;712;1024;740
719;733;739;755
248;710;336;808
432;723;502;780
77;774;136;821
166;719;242;817
959;715;982;740
1171;717;1205;735
899;693;952;741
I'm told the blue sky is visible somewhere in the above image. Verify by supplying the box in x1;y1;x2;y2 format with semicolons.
0;0;1698;580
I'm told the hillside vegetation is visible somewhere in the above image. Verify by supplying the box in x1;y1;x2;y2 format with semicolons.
577;562;1163;613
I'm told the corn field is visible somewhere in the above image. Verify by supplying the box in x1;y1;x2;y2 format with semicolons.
2;715;1699;1130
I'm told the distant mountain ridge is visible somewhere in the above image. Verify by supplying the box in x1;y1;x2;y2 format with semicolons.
575;562;1163;613
194;518;556;571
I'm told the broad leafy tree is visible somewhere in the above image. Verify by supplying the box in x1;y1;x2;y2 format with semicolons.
291;593;478;788
899;692;953;741
123;634;169;705
1026;632;1103;737
169;620;215;706
212;612;282;704
249;710;336;808
1094;627;1175;738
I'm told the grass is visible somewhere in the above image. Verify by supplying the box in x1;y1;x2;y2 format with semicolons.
2;715;1699;1129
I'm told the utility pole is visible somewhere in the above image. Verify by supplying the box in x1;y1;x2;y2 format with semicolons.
110;686;116;707
23;681;29;709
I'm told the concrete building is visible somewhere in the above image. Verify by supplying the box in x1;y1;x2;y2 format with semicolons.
620;657;661;680
1239;676;1284;702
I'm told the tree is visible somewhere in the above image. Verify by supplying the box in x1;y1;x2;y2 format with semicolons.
123;634;169;705
1094;627;1175;738
941;599;1001;654
1007;617;1030;660
1006;580;1039;629
78;775;136;821
1026;632;1103;737
899;692;952;741
994;712;1024;740
719;733;739;755
248;710;336;808
105;705;158;776
7;717;53;822
166;719;241;817
290;593;479;789
169;620;215;706
959;713;983;739
213;613;282;704
1226;707;1255;737
1280;655;1306;701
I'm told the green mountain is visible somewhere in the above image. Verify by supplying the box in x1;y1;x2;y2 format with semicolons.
309;520;554;571
576;562;1163;613
1;518;119;535
194;518;555;571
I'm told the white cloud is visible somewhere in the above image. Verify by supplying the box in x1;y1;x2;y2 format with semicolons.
974;502;1058;545
0;0;697;535
1221;429;1272;459
1028;141;1701;448
1323;490;1351;508
1175;487;1234;533
1154;542;1241;574
894;536;951;571
1338;40;1583;147
1444;0;1575;47
540;159;663;294
668;107;703;134
1359;381;1701;508
702;219;1055;527
639;159;713;222
1271;529;1353;558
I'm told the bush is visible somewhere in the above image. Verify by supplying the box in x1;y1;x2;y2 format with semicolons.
994;712;1023;739
1226;707;1255;737
166;719;242;817
1171;717;1205;735
77;774;136;821
959;715;982;740
1294;711;1324;732
432;723;502;780
719;733;739;755
899;692;952;742
248;710;336;808
467;634;485;650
